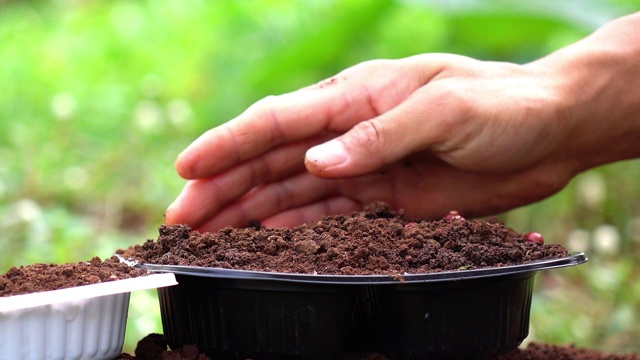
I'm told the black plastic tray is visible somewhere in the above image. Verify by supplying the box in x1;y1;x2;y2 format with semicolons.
143;252;587;360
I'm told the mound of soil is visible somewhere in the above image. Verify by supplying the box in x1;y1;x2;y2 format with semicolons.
117;335;640;360
0;256;147;297
119;202;568;275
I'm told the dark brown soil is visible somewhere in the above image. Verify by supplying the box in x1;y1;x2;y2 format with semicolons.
493;343;640;360
0;256;147;297
119;202;568;275
116;334;213;360
117;335;640;360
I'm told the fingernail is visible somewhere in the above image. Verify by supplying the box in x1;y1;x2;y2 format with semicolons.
306;140;347;168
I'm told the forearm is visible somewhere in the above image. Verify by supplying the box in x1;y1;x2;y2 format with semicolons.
531;12;640;173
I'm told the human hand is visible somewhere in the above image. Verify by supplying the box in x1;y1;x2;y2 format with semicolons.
165;13;640;232
165;55;570;231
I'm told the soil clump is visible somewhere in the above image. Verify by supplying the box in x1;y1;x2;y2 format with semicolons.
0;256;147;297
119;202;568;275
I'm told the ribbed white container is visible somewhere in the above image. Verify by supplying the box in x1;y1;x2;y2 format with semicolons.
0;273;177;360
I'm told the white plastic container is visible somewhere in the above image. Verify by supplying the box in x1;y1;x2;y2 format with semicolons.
0;273;177;360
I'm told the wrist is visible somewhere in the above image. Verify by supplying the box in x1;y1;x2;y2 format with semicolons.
531;12;640;173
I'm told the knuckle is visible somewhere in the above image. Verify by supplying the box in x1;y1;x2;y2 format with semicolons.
344;58;394;76
348;120;384;149
432;83;473;123
434;82;471;111
252;95;280;113
245;94;285;143
416;82;476;150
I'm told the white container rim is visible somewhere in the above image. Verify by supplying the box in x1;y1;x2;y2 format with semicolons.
0;272;177;312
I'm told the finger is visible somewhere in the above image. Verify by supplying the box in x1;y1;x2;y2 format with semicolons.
303;54;481;178
165;136;330;227
304;80;471;178
194;172;342;232
260;197;362;228
175;83;369;180
367;153;572;220
175;58;435;180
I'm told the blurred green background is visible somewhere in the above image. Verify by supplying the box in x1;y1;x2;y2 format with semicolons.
1;0;639;354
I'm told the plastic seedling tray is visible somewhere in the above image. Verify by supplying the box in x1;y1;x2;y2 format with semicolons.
142;253;587;360
0;273;177;360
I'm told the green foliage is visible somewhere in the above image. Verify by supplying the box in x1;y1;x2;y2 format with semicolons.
1;0;639;354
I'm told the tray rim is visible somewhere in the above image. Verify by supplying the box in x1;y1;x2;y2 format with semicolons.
0;273;177;312
132;252;587;285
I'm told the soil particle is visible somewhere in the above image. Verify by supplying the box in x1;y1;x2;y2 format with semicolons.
119;202;568;275
0;256;147;297
117;336;640;360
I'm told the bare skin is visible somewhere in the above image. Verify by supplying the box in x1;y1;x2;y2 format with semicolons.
166;12;640;232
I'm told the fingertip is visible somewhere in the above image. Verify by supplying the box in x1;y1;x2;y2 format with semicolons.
304;140;348;177
164;182;195;226
174;153;188;178
304;155;328;177
174;127;217;179
174;149;198;179
163;202;179;225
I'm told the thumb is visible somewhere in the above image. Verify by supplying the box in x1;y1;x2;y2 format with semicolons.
304;115;420;178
